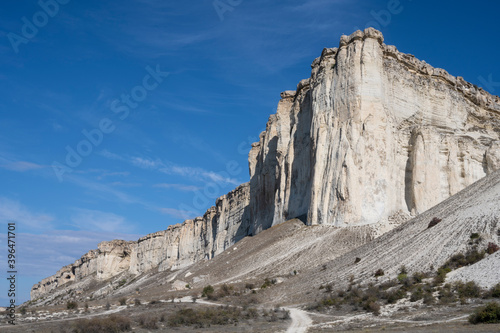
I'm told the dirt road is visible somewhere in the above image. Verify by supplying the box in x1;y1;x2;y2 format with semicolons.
286;307;312;333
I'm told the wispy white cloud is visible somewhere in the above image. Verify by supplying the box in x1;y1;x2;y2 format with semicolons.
109;181;142;187
0;197;54;230
153;183;201;191
70;208;136;233
158;207;198;219
99;150;241;186
0;156;45;172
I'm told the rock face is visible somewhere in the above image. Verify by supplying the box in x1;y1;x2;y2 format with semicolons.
249;28;500;230
31;240;133;299
31;184;250;300
31;28;500;300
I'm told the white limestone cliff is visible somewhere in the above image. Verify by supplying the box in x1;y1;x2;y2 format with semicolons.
249;28;500;230
31;28;500;300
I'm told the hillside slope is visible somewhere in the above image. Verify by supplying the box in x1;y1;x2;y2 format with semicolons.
183;169;500;305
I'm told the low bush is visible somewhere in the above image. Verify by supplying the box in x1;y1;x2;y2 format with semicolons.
487;242;500;255
383;288;406;304
202;285;215;298
374;269;385;277
66;301;78;310
137;314;158;329
427;217;442;228
438;284;456;304
72;315;131;333
261;278;273;289
454;281;482;299
363;301;381;315
469;302;500;324
119;298;126;306
470;233;480;240
489;283;500;298
218;284;233;298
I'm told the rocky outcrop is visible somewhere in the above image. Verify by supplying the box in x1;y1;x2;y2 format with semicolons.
129;183;250;274
31;28;500;300
31;240;133;299
249;27;500;230
31;183;250;300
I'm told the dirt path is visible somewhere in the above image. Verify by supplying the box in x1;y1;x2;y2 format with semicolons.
286;307;313;333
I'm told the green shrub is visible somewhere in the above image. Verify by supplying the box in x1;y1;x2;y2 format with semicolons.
489;283;500;298
117;279;127;287
433;267;451;285
469;302;500;324
438;284;456;304
455;281;482;299
261;278;273;289
423;292;435;305
410;287;425;302
384;288;406;304
470;233;480;240
397;273;408;283
202;285;215;298
66;301;78;310
412;272;426;283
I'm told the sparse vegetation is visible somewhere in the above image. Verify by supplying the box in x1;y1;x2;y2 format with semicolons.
487;242;500;254
217;283;233;298
261;278;273;289
245;283;255;290
72;315;131;333
119;297;127;305
374;269;385;277
66;301;78;310
134;298;141;306
469;302;500;324
470;232;480;240
137;313;158;329
454;281;482;299
167;306;276;328
202;285;215;299
489;283;500;298
427;217;442;228
117;279;127;287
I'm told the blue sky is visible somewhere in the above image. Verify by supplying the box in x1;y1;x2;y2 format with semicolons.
0;0;499;305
